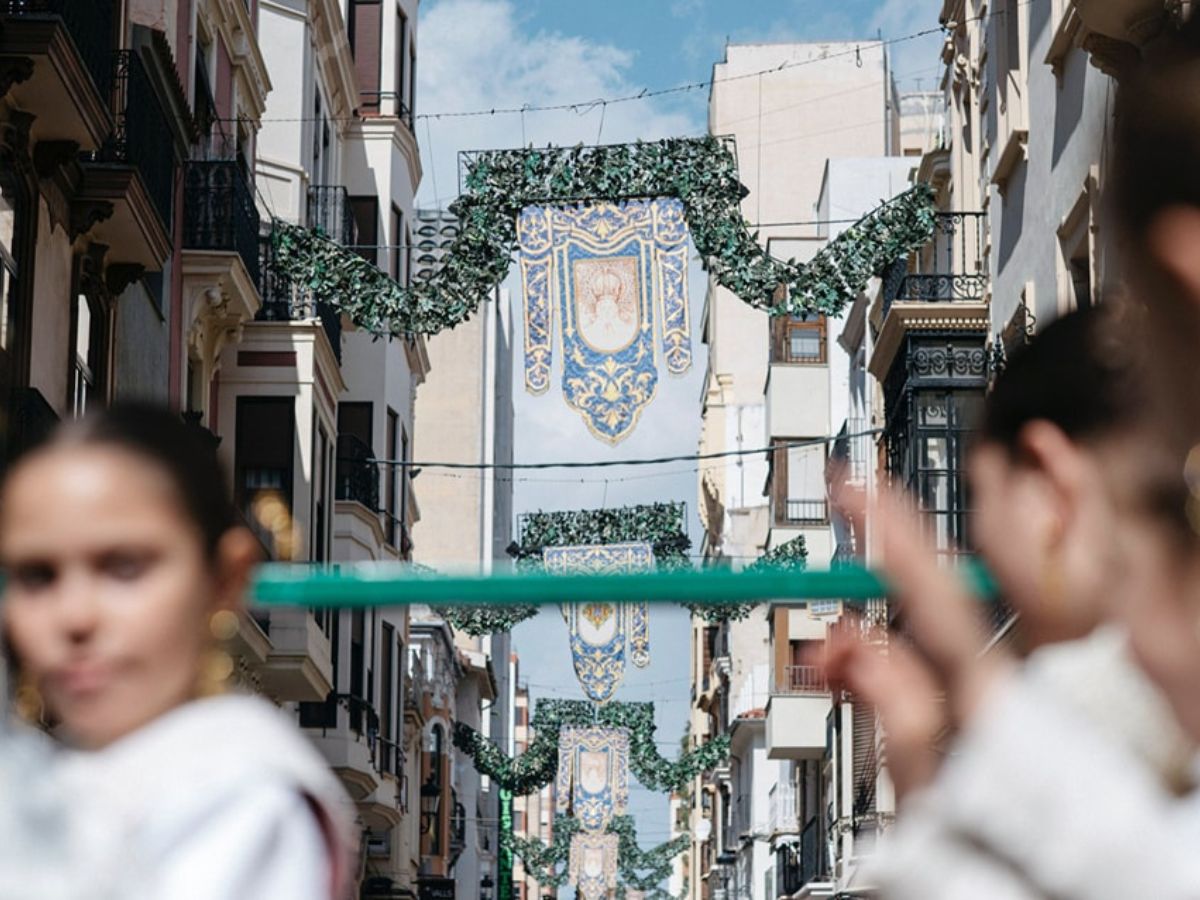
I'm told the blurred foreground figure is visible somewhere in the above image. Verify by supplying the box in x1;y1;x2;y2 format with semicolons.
827;21;1200;898
0;406;355;899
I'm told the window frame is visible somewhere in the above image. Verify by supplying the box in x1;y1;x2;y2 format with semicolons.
771;312;827;365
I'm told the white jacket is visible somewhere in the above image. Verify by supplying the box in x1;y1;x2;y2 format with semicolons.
872;629;1200;899
0;695;357;900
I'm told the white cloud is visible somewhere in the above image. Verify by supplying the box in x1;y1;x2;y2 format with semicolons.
868;0;947;89
415;0;700;207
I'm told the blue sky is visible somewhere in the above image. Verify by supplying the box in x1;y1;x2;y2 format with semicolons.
414;0;943;861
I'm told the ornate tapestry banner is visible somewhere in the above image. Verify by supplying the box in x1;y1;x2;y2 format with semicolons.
518;199;692;444
569;833;620;900
545;542;654;703
556;727;631;832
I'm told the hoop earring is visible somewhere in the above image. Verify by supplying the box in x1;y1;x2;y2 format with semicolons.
13;671;44;724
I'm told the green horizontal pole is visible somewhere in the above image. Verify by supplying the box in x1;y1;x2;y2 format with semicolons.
250;562;997;609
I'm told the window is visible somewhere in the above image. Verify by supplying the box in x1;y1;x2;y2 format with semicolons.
396;9;408;118
350;609;367;731
912;390;980;555
348;0;383;113
386;407;399;547
399;426;410;555
313;423;330;562
70;294;97;416
390;204;403;282
771;312;826;364
337;402;376;509
350;196;379;265
772;440;828;525
235;397;294;557
0;170;23;357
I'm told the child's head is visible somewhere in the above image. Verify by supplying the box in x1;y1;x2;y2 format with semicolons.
1;405;259;748
969;307;1147;647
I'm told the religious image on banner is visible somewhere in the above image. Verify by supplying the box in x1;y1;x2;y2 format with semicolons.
517;198;692;444
544;542;654;703
555;726;631;833
568;832;620;900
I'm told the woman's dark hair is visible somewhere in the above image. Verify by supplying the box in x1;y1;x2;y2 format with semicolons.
982;306;1141;452
11;404;238;558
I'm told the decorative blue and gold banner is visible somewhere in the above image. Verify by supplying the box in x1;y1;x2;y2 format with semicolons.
544;542;654;703
569;832;619;900
518;199;692;444
556;726;631;833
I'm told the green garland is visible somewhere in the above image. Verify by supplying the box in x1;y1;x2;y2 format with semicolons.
502;814;687;893
269;138;935;336
512;503;691;569
453;699;730;796
432;604;540;636
689;534;811;624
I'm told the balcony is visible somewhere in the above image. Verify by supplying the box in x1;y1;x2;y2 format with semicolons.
870;212;990;382
768;783;799;837
766;676;829;761
307;184;356;247
258;236;344;364
78;49;175;268
778;665;827;695
0;0;114;148
257;608;334;702
336;434;381;511
781;499;828;527
183;161;261;285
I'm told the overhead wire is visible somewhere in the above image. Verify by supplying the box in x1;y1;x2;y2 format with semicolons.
214;7;1023;128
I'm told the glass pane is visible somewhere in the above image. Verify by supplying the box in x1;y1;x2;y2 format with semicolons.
917;394;948;426
0;184;15;263
920;436;948;469
75;296;92;365
789;330;821;361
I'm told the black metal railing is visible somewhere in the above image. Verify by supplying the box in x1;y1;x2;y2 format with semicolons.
800;817;824;885
183;161;260;284
306;185;356;246
885;212;987;315
258;236;344;363
2;0;114;99
336;434;381;511
92;50;175;230
784;499;828;525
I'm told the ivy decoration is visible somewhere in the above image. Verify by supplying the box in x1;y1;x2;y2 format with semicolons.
752;534;809;570
454;699;730;796
502;814;687;893
511;503;691;570
433;604;540;636
268;138;935;336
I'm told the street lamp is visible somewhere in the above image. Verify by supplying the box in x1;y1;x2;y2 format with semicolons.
480;874;494;900
420;777;441;835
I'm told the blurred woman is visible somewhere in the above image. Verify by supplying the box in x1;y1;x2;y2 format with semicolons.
825;306;1200;898
0;406;355;898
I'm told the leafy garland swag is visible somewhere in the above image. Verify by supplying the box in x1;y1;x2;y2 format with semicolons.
505;813;688;892
269;137;936;336
451;698;730;797
438;502;796;633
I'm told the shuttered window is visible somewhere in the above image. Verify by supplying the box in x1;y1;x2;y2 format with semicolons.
348;0;383;113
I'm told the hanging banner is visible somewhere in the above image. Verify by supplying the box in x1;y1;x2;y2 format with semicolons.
555;726;631;833
568;832;620;900
518;199;692;444
545;542;654;703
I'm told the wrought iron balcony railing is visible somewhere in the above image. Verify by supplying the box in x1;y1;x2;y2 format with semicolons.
799;816;825;886
884;211;987;317
777;664;827;695
783;498;828;525
91;50;175;230
2;0;114;100
183;161;261;284
357;91;415;129
336;434;381;512
306;184;356;247
258;236;344;363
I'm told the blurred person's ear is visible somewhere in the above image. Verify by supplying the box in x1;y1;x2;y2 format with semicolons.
1147;205;1200;305
1014;420;1094;530
212;527;261;613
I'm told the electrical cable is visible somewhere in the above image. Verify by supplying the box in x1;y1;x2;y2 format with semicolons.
370;428;880;471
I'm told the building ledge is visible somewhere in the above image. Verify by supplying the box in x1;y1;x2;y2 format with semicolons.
1;16;112;149
77;163;172;269
868;301;990;380
990;127;1029;191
